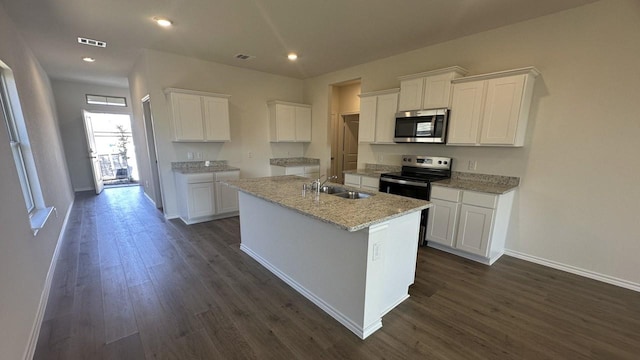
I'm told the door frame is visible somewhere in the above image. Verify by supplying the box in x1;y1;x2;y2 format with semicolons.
141;95;164;209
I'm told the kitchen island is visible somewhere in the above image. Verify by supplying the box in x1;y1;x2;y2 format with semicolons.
223;176;431;339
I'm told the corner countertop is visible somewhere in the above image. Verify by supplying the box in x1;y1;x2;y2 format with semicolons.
223;176;431;232
432;172;520;195
171;161;240;174
270;157;320;167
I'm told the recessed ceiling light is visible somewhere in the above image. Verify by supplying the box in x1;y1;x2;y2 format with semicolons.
287;53;298;61
154;17;173;27
82;57;96;63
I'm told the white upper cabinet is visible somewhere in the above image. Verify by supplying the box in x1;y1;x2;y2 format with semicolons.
398;66;468;111
268;101;312;142
448;67;540;147
358;89;399;144
165;88;231;142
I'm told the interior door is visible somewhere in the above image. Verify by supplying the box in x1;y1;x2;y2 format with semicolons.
342;114;359;173
82;110;104;194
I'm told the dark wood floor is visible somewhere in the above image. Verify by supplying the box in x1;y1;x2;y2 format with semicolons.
34;186;640;359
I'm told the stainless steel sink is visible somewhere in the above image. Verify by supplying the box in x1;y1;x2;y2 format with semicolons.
333;191;372;199
320;185;346;194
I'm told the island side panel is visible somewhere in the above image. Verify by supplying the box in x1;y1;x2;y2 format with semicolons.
376;211;421;316
237;192;370;336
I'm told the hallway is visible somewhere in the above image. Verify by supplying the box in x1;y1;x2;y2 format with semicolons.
34;187;640;359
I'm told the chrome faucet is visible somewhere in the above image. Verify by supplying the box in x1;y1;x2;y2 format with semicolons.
320;175;338;188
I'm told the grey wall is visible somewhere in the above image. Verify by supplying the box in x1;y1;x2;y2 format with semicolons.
52;79;133;191
0;3;74;359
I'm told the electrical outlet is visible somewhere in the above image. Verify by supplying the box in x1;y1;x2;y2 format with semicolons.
468;160;477;170
196;152;202;159
248;151;253;158
187;152;194;160
378;154;384;163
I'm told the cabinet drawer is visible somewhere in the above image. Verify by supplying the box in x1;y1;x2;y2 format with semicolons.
185;173;214;184
431;186;461;202
462;191;497;208
361;176;379;189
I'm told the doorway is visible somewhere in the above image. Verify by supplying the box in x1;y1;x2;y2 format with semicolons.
341;113;359;175
329;80;361;184
82;111;139;194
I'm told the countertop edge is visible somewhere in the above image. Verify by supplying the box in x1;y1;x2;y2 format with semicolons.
224;181;431;232
432;180;518;195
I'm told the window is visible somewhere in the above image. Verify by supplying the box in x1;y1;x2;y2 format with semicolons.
1;60;53;235
86;94;127;107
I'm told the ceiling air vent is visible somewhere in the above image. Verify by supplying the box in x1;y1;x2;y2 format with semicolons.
78;37;107;48
235;54;255;60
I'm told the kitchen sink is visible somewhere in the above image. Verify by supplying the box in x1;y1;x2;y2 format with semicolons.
333;191;372;199
320;185;346;194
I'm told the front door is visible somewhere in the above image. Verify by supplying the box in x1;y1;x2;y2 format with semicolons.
82;110;104;194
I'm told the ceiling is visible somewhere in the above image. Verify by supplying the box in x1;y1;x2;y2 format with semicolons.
1;0;599;88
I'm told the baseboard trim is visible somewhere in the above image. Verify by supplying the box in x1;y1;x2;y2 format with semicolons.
240;244;379;339
23;200;74;360
504;250;640;293
73;187;94;192
143;191;156;207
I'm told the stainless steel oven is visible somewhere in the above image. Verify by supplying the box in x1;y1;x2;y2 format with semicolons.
379;155;452;246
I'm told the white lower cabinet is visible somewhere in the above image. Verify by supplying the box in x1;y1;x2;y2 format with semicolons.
214;171;240;214
344;173;379;192
426;185;514;265
175;170;240;224
270;165;320;179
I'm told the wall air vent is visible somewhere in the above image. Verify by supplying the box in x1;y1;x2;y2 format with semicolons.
234;54;255;60
78;37;107;48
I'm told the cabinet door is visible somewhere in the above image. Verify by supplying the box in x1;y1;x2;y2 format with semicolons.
284;166;305;176
423;73;454;109
295;106;312;142
171;93;204;141
427;199;460;247
188;182;215;218
358;96;377;143
374;92;399;144
344;173;361;188
203;96;230;141
215;171;239;214
448;81;485;145
479;75;525;145
274;104;296;141
398;78;424;111
455;204;494;257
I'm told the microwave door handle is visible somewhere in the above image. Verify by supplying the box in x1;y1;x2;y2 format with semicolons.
380;178;430;188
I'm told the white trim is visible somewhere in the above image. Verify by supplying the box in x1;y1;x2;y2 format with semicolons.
23;200;74;360
73;186;95;192
143;191;156;207
240;244;379;339
427;242;504;265
358;88;400;97
504;250;640;293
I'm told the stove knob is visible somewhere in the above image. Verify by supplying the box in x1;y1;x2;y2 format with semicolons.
444;161;448;164
438;160;442;164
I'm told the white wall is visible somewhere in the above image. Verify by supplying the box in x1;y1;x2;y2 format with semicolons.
304;0;640;286
52;79;133;191
0;3;74;359
128;49;306;218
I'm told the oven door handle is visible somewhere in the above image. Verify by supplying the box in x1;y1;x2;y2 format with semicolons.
380;177;430;188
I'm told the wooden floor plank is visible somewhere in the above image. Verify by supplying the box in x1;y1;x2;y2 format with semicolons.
35;186;640;359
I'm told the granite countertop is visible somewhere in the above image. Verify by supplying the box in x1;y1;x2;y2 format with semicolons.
223;175;431;232
172;161;240;174
433;172;520;195
343;163;401;179
270;157;320;167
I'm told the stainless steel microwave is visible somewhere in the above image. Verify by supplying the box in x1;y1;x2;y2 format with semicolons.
394;108;449;143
